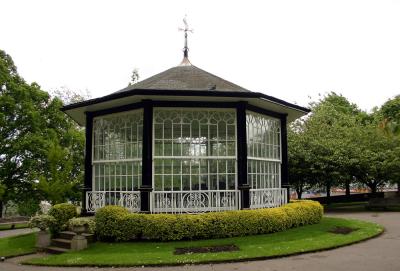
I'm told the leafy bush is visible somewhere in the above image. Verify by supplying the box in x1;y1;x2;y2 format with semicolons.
48;203;77;234
68;217;96;234
17;198;41;216
95;205;143;241
29;214;56;231
95;200;323;242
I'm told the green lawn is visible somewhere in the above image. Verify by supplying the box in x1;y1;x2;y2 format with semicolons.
24;217;383;267
0;223;29;231
0;233;36;258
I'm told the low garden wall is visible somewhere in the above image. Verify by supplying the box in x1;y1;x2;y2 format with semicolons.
95;200;323;241
310;192;385;204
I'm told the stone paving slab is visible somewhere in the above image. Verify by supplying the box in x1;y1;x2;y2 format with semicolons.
0;212;399;271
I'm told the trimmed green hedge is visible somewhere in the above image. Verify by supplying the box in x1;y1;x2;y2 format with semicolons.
49;203;78;234
95;200;323;242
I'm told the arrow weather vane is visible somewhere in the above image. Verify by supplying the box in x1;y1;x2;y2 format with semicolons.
179;15;193;59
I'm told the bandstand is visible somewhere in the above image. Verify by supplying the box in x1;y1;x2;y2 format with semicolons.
62;23;309;214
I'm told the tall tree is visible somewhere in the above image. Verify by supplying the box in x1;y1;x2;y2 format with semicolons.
0;50;84;215
288;92;367;201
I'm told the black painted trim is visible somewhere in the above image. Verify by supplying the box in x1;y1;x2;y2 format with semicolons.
90;102;144;118
236;101;250;209
87;101;238;119
140;100;153;212
62;88;310;114
152;101;238;108
83;113;93;213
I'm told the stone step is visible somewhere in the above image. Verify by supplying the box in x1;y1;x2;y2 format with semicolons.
51;238;72;249
82;233;95;243
45;246;69;254
59;231;95;243
59;231;76;240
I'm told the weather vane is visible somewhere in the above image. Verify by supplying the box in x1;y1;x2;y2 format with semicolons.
178;15;193;59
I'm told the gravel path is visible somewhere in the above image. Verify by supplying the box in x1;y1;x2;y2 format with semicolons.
1;212;399;271
0;228;38;238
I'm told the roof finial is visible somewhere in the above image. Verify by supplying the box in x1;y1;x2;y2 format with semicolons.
178;15;193;66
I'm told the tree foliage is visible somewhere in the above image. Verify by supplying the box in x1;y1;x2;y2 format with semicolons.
0;50;84;215
379;95;400;137
288;92;400;199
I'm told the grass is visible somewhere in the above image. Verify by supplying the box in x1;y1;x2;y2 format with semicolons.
24;217;383;267
0;223;29;231
0;233;36;258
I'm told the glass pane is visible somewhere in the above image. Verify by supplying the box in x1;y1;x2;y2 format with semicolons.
182;175;190;191
191;175;199;190
165;175;173;191
164;140;172;156
173;175;182;190
154;175;162;191
164;120;172;138
154;124;163;139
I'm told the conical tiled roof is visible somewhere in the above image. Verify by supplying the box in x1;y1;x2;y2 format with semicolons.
116;59;249;93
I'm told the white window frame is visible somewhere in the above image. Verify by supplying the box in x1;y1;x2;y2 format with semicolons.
91;109;143;193
246;110;282;190
152;107;238;193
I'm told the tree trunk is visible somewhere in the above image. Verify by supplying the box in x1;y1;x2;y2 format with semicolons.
296;187;303;199
370;183;377;195
0;201;3;218
345;180;351;197
326;181;331;205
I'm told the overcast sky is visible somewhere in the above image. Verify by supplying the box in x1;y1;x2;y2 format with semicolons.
2;0;400;111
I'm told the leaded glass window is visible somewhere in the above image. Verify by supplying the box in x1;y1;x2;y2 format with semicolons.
92;109;143;192
153;109;236;191
246;111;281;189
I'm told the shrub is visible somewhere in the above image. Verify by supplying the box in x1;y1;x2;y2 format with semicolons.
68;217;96;234
48;203;77;234
29;214;56;231
17;198;41;216
95;200;323;242
95;205;124;240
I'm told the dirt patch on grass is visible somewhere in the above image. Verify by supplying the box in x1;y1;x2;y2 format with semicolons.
329;226;359;235
174;244;240;255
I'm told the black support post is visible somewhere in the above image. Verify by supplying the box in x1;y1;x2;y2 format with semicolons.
280;116;290;203
237;101;250;209
140;100;153;213
83;113;93;214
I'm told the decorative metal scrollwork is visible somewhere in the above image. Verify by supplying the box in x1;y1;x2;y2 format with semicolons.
119;192;140;211
182;192;209;213
161;196;172;209
249;188;287;209
220;196;230;207
86;192;105;212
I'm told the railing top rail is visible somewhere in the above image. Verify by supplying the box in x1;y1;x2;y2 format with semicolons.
87;191;141;193
152;190;238;194
250;188;286;191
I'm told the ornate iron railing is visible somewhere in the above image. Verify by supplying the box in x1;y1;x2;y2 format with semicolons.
250;188;287;209
151;190;239;213
86;188;287;213
86;191;141;213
